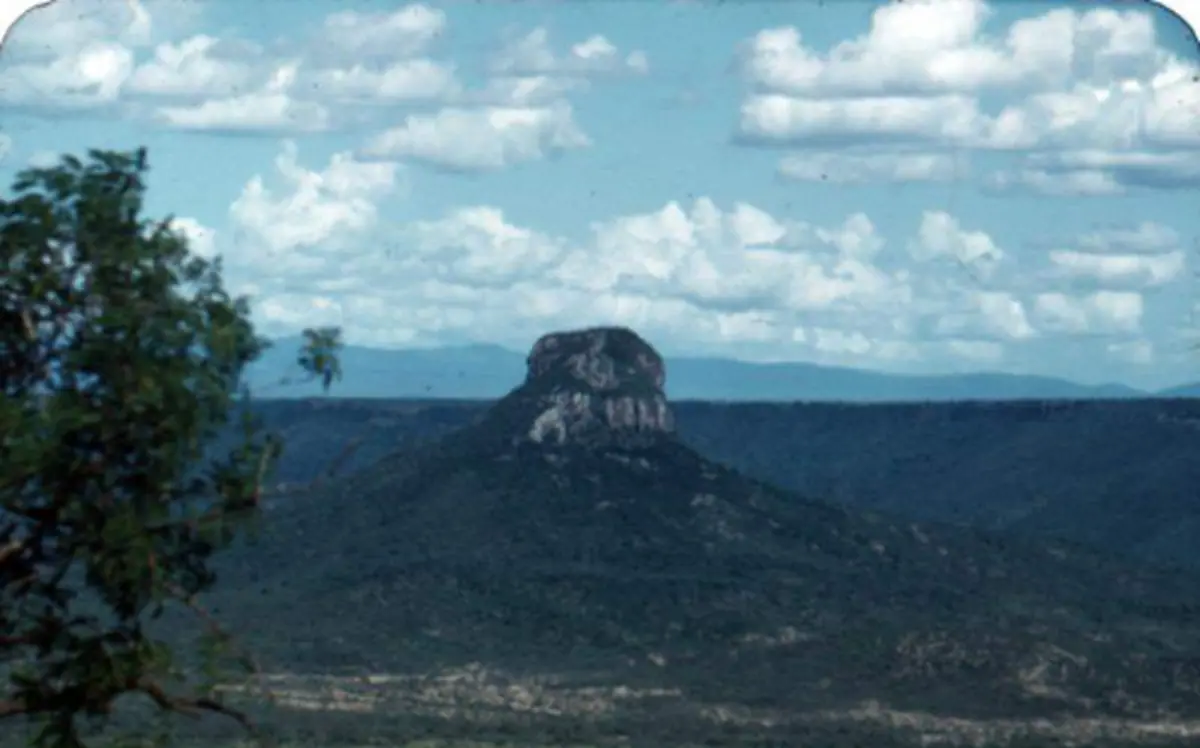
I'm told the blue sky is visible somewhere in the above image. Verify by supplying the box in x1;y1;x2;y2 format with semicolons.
2;0;1200;389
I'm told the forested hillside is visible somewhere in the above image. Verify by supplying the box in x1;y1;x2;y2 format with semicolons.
240;397;1200;569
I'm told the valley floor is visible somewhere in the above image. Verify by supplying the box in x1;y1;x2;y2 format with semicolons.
229;667;1200;746
9;665;1200;748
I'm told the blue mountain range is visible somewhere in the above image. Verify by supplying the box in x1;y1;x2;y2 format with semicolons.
243;336;1164;402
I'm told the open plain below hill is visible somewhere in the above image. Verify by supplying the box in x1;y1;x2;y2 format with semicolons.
197;327;1200;748
238;395;1200;569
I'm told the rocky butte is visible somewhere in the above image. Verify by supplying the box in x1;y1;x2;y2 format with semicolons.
510;326;676;449
211;325;1200;744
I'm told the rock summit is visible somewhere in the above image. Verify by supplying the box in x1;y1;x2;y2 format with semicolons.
491;326;676;450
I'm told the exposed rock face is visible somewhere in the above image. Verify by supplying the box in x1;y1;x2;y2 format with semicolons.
511;326;676;449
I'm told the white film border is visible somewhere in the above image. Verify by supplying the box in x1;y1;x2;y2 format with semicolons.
1;1;54;52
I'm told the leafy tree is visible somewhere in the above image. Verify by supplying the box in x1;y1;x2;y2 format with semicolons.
0;149;336;747
254;326;343;396
297;327;343;394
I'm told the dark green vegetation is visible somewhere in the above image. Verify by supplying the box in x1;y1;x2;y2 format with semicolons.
240;395;1200;569
681;398;1200;569
187;347;1200;748
0;151;341;747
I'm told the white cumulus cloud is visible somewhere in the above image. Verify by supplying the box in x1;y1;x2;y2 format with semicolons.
491;28;648;77
229;141;400;272
314;4;446;60
1076;222;1180;254
171;216;219;260
404;207;568;287
126;35;253;98
778;150;966;184
309;59;460;102
360;104;590;171
935;291;1035;341
909;211;1005;277
734;0;1200;192
1048;249;1185;288
155;62;331;133
1;0;636;153
1033;291;1143;334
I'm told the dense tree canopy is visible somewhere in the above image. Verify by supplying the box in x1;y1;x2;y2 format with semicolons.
0;149;335;747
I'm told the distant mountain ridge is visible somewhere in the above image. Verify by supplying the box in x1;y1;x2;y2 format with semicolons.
246;336;1145;401
1159;381;1200;397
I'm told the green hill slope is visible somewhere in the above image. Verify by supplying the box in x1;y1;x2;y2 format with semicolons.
205;323;1200;747
239;397;1200;568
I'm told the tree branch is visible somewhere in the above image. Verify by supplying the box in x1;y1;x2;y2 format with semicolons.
133;677;257;733
0;535;24;566
0;680;259;734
